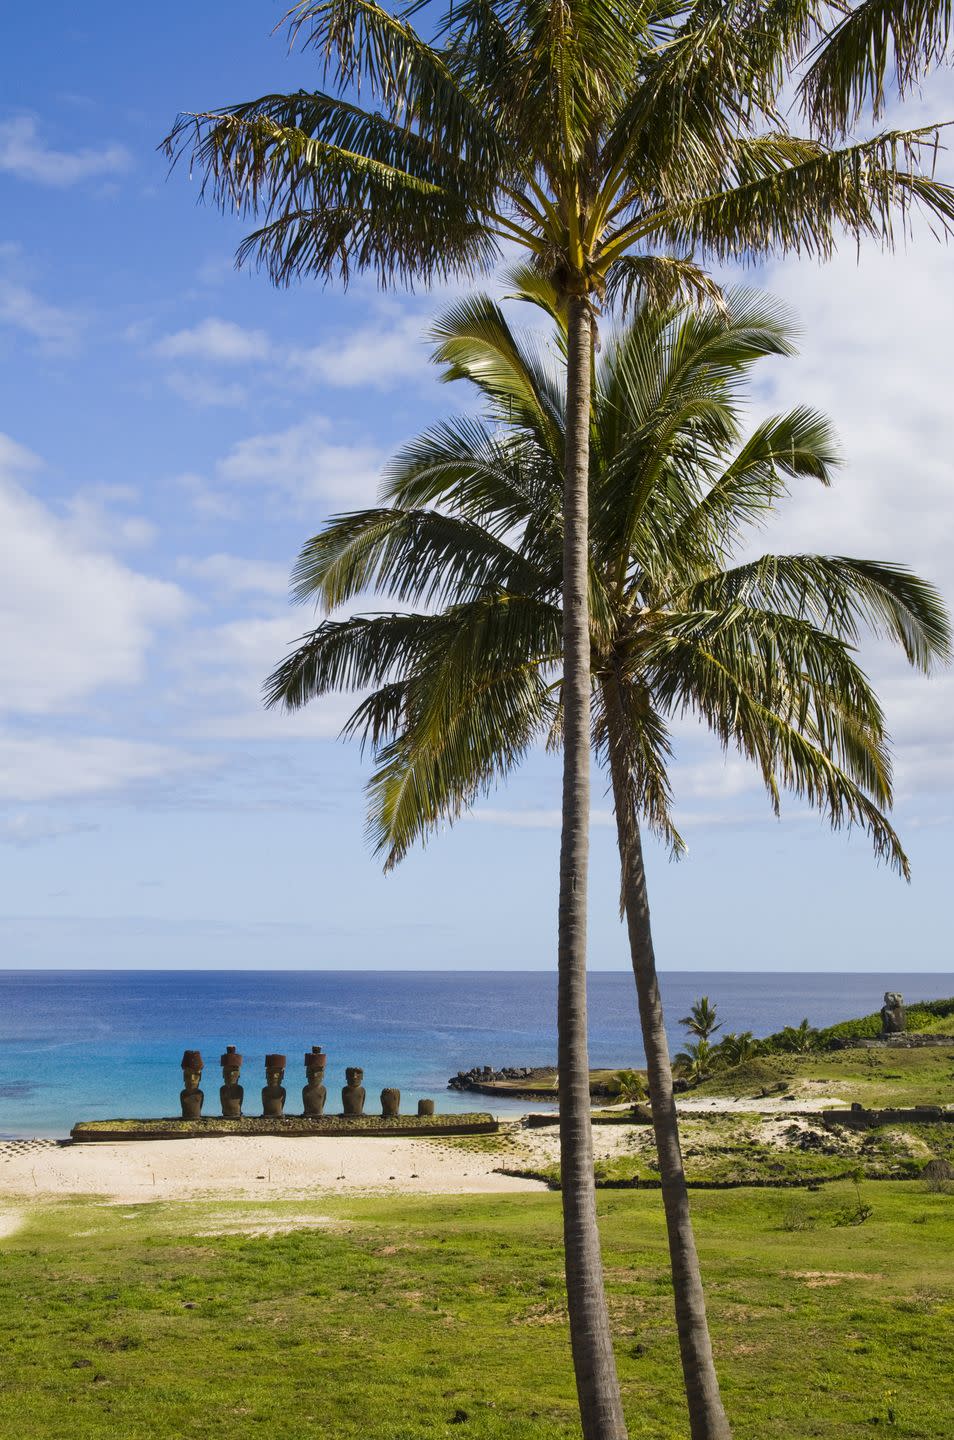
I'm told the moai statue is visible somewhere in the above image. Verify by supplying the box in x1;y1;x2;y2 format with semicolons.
302;1046;328;1117
219;1045;244;1118
417;1098;435;1118
262;1054;287;1117
381;1087;401;1118
342;1067;366;1116
881;992;906;1035
180;1050;204;1120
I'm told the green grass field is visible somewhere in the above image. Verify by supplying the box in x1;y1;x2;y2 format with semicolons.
1;1183;952;1440
692;1042;954;1108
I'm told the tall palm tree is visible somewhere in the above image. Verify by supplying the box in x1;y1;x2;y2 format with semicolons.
679;998;721;1043
165;7;954;1433
264;285;950;1439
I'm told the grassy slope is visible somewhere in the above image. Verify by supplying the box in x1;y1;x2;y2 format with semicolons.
1;1186;952;1439
692;1042;954;1108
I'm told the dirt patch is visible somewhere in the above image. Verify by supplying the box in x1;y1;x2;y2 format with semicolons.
511;1300;569;1327
190;1212;335;1237
0;1210;22;1240
788;1270;882;1288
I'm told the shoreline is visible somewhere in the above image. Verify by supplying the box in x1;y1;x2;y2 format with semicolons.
0;1092;856;1204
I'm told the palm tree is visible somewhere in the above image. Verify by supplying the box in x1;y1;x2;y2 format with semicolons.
263;283;950;1439
717;1033;761;1068
679;998;722;1043
610;1069;648;1106
775;1019;820;1054
674;1040;717;1086
165;8;954;1434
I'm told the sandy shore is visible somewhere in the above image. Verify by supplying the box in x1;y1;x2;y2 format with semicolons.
0;1088;853;1206
674;1094;846;1113
0;1133;545;1202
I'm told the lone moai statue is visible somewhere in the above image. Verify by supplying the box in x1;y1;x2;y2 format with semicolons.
220;1045;244;1117
417;1099;435;1117
302;1046;328;1117
262;1054;287;1117
342;1067;366;1116
381;1087;401;1118
881;992;906;1035
180;1050;204;1120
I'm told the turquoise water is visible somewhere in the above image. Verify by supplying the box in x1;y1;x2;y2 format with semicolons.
0;969;950;1137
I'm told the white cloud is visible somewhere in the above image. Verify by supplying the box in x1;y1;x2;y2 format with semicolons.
0;432;41;472
0;736;202;802
468;807;614;829
757;235;954;593
64;485;156;550
176;615;360;740
0;434;187;715
173;470;240;520
217;416;382;508
164;371;248;408
152;309;432;394
289;314;428;389
0;116;131;186
179;552;290;597
155;317;270;363
0;812;98;846
0;271;81;352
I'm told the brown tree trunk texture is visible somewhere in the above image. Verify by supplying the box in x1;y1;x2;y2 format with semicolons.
603;673;732;1440
559;296;628;1440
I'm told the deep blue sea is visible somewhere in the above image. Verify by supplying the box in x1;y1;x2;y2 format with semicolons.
0;969;950;1138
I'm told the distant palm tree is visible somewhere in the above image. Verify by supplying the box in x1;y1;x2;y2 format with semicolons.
717;1033;762;1067
775;1019;820;1054
264;282;950;1438
680;998;722;1043
611;1070;648;1105
674;1040;717;1085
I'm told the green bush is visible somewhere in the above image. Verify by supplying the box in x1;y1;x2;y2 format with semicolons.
814;998;954;1048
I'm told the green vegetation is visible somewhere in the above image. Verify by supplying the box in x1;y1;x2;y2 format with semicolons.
1;1185;952;1439
671;999;954;1086
693;1041;954;1109
816;999;954;1047
502;1108;953;1190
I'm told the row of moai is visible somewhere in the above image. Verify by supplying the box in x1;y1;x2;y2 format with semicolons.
179;1046;436;1120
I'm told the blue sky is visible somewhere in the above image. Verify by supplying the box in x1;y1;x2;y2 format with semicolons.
1;3;953;972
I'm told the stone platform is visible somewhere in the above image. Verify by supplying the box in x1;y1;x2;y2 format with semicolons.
70;1113;498;1143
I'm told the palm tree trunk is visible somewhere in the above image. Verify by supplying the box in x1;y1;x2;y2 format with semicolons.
559;295;628;1440
603;674;731;1440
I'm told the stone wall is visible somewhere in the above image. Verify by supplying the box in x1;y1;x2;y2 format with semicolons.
822;1105;954;1131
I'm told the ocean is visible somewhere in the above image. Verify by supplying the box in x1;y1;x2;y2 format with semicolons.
0;969;950;1138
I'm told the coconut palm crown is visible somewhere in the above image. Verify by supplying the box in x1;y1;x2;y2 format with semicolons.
266;284;949;879
163;0;954;306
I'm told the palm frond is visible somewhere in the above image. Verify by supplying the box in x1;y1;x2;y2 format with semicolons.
802;0;954;134
681;554;952;671
289;505;545;612
667;407;839;560
263;611;444;709
643;125;954;262
646;627;911;875
429;292;566;455
604;254;728;314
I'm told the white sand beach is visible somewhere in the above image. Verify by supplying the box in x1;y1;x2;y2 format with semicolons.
0;1133;545;1202
0;1088;853;1205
